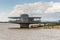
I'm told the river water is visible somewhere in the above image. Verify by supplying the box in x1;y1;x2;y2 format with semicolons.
0;23;60;40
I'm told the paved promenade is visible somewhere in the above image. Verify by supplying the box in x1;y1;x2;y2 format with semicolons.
0;23;60;40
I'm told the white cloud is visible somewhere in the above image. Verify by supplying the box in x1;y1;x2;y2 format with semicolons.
0;12;9;21
45;2;60;13
0;2;60;21
9;2;54;17
0;12;9;18
41;18;60;22
9;2;60;16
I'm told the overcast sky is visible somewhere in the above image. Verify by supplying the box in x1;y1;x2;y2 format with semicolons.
0;0;60;22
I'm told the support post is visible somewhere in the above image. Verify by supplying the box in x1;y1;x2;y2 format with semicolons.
20;24;29;28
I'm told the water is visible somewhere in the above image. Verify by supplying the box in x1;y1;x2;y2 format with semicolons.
0;23;60;40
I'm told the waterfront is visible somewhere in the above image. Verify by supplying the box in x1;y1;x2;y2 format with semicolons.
0;23;60;40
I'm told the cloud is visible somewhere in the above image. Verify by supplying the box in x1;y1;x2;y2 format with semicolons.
41;18;60;22
0;12;8;18
9;2;54;17
45;2;60;13
1;2;60;21
0;12;9;21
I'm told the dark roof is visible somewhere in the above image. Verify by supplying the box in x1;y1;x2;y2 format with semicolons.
21;14;29;17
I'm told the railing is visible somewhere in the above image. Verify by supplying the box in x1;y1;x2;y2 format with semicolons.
9;19;41;23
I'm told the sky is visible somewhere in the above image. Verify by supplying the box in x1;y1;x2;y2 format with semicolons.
0;0;60;22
